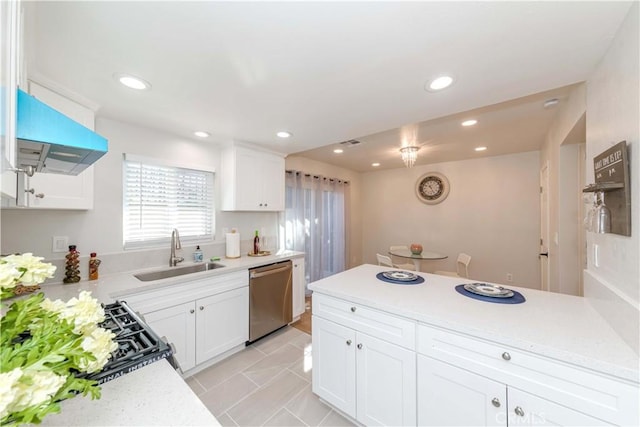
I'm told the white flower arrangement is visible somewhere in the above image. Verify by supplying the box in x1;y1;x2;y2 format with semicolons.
0;254;118;425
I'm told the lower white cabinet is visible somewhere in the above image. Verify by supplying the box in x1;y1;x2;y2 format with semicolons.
143;287;248;373
312;314;416;426
292;257;306;319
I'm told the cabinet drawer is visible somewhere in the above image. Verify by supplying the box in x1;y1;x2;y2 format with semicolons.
313;293;415;350
417;323;638;425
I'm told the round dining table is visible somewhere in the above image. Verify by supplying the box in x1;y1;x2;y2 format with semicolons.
388;248;447;272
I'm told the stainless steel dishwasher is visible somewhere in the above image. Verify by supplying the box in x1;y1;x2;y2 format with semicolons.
248;260;293;343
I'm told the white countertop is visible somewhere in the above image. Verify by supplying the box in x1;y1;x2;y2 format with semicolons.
32;250;304;426
39;360;219;427
308;264;639;383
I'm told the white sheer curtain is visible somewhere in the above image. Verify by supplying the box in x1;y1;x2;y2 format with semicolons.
283;171;347;287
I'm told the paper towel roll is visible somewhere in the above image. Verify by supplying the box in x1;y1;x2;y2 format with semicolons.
226;233;240;258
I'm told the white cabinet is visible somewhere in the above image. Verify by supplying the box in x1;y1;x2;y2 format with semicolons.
145;287;248;372
14;81;95;209
124;270;249;374
417;323;638;426
292;257;306;319
221;144;284;211
312;294;416;426
0;0;20;199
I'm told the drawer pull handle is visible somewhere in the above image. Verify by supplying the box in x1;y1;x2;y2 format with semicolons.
190;309;195;314
514;406;525;417
350;306;356;312
357;343;363;349
501;352;511;361
491;398;501;408
346;340;352;346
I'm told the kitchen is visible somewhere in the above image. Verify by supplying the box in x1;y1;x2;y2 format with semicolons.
1;1;639;426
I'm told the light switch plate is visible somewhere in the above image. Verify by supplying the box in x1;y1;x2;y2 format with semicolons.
52;236;68;253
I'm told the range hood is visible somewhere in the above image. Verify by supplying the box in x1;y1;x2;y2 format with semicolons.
16;89;108;175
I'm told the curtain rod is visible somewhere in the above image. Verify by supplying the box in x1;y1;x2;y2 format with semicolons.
285;170;349;184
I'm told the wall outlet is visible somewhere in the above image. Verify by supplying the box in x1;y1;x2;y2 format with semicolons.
506;273;513;282
52;236;68;253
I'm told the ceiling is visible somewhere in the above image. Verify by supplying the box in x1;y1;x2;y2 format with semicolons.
24;1;631;171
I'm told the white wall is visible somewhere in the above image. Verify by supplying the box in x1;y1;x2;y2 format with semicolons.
584;3;639;354
0;118;279;282
360;151;541;288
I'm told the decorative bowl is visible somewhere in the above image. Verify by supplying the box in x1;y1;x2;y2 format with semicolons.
410;243;423;255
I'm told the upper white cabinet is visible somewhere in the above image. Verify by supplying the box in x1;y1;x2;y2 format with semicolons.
15;81;95;209
221;143;285;211
0;0;20;199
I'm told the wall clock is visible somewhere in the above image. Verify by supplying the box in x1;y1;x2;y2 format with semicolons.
415;172;450;204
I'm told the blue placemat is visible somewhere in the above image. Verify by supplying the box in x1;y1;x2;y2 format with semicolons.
455;284;525;304
376;272;425;285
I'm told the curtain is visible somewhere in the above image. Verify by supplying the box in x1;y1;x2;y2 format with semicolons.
283;171;347;288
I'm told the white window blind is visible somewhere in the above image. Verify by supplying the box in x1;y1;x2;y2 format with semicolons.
123;156;214;249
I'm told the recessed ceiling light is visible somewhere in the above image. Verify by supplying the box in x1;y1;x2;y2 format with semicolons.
543;98;560;109
114;73;151;90
333;148;344;154
462;119;478;127
194;131;210;138
372;162;380;167
426;75;454;91
277;131;292;138
475;146;487;152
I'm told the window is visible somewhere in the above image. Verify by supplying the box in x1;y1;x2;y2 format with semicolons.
123;154;214;249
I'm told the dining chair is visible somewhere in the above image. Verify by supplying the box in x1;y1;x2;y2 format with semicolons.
434;253;471;278
388;246;416;271
376;253;395;268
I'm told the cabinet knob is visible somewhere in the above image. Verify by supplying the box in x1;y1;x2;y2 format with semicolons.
264;203;267;207
357;343;363;349
514;406;525;417
199;306;204;311
491;398;501;408
190;309;195;314
259;203;263;207
501;352;511;361
350;306;356;312
346;339;352;346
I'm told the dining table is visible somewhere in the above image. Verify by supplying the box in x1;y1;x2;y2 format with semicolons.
388;248;447;272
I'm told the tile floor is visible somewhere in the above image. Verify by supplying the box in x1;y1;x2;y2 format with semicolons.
185;326;355;427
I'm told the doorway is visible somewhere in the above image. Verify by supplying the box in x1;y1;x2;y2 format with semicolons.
540;162;550;291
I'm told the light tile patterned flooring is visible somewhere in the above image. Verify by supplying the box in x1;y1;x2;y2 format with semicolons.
185;326;355;427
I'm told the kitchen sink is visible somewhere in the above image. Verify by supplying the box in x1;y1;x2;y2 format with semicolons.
134;262;226;282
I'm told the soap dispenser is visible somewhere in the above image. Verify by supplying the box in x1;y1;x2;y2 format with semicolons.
193;245;203;262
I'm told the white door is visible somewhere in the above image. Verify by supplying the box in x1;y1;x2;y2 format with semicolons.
539;162;550;291
144;302;196;372
292;258;306;319
312;317;357;418
507;387;605;426
356;333;416;426
260;153;285;210
417;355;506;426
195;287;248;364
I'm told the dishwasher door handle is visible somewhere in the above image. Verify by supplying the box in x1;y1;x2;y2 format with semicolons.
250;265;291;279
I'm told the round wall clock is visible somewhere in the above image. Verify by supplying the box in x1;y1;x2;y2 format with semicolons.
415;172;450;204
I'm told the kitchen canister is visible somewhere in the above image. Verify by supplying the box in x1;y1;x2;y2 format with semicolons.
226;231;240;258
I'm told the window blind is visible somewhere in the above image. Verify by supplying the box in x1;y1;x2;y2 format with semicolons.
123;157;214;249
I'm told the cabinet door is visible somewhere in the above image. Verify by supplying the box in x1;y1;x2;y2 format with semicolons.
18;82;95;209
417;355;507;426
0;0;19;200
292;258;306;319
357;333;416;426
260;153;284;210
144;302;196;372
195;287;249;364
312;316;356;418
507;387;606;426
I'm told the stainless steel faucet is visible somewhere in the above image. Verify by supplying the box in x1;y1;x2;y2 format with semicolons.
170;228;184;267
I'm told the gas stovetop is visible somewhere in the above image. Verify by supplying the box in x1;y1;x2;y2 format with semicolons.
78;300;175;385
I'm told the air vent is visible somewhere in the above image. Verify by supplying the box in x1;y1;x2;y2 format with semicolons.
339;139;362;147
